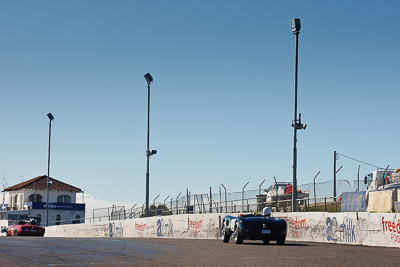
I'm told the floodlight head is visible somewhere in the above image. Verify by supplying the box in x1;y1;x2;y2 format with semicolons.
302;123;307;130
147;149;157;156
144;73;153;84
291;18;301;33
47;113;54;121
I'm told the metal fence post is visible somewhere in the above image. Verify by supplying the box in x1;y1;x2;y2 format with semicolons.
335;198;338;212
209;187;212;213
314;197;317;211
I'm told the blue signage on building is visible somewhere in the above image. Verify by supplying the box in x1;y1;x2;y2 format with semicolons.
24;202;85;211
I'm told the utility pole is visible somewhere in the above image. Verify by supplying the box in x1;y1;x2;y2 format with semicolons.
209;187;212;213
357;165;360;191
333;150;337;199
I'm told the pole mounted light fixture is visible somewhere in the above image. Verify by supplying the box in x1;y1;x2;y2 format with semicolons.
291;18;301;33
45;113;54;226
47;113;54;121
144;72;156;217
291;18;306;212
144;73;153;84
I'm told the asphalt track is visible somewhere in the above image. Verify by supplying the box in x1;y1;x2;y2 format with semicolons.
1;237;400;266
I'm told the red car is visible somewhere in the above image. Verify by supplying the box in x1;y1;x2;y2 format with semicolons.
8;219;45;236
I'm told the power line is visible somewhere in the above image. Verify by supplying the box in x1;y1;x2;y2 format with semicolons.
336;152;383;169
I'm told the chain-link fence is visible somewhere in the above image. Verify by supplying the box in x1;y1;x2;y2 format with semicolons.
79;178;364;223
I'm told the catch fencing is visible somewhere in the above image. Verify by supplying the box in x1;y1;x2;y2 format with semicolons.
77;179;365;223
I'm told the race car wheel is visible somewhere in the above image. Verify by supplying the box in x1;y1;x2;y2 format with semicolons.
234;223;243;244
263;239;270;245
221;226;230;243
276;236;285;245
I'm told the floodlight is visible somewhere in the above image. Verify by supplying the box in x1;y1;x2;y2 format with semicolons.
47;113;54;121
291;18;301;33
144;73;153;84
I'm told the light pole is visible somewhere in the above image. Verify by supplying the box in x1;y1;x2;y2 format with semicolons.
45;112;54;226
291;18;307;212
144;73;157;217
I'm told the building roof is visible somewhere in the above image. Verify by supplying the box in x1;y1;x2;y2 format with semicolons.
2;175;82;192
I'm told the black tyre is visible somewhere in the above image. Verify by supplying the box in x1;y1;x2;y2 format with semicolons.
234;223;243;244
263;239;270;245
221;226;230;243
276;236;286;245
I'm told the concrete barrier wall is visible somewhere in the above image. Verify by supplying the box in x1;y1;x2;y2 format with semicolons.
45;213;222;240
44;212;400;248
275;212;400;248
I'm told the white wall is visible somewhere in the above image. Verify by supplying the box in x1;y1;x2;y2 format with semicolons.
45;213;222;239
44;212;400;248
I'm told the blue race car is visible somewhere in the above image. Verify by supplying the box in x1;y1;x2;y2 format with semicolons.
221;207;287;245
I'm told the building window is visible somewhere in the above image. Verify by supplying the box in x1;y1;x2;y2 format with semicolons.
56;214;61;225
28;194;43;202
13;195;18;210
57;195;71;203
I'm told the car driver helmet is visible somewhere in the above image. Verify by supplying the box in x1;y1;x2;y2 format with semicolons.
262;207;272;216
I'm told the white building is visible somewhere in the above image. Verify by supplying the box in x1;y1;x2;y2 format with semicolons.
0;175;85;226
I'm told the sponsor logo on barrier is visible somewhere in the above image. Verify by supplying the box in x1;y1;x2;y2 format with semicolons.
326;217;356;243
135;222;146;232
135;222;146;237
285;216;307;239
188;219;203;237
382;217;400;244
189;219;203;229
157;219;173;238
109;222;124;238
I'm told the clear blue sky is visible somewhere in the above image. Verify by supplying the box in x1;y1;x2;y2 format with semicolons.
1;1;399;205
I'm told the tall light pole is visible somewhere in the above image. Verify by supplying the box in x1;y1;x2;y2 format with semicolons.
291;18;307;212
144;73;157;217
45;112;54;226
